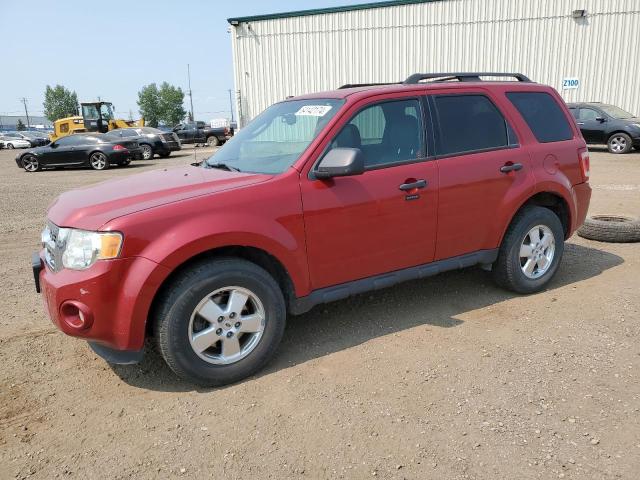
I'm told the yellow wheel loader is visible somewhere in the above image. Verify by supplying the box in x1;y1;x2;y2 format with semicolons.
49;101;144;141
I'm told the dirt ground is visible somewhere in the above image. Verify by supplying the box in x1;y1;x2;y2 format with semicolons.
0;144;639;480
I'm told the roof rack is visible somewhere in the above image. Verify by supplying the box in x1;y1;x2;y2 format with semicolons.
339;82;400;89
403;72;532;84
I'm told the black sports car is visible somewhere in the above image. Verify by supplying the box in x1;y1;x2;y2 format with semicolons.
14;133;141;172
104;127;181;160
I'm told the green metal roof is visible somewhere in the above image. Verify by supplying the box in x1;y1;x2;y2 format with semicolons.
227;0;440;24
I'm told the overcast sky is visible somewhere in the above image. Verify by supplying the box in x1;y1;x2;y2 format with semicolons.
0;0;373;122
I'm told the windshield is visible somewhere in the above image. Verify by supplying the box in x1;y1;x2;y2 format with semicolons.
599;104;635;119
204;99;344;174
82;104;99;120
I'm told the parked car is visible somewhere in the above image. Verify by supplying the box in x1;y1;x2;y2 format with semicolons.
19;131;51;147
173;121;233;147
15;133;141;172
568;102;640;154
0;133;31;149
32;72;591;386
104;127;181;160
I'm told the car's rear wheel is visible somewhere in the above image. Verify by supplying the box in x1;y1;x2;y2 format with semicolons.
140;144;153;160
607;133;632;154
154;257;286;386
207;136;220;147
21;155;40;172
90;152;109;170
492;206;564;294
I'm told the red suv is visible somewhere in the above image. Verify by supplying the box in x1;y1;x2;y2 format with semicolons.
32;73;591;386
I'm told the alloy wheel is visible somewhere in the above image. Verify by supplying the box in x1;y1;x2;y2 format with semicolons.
141;145;153;160
609;136;627;153
188;286;266;365
22;156;39;172
519;225;556;279
90;152;107;170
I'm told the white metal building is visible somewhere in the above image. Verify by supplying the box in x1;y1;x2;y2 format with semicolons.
228;0;640;126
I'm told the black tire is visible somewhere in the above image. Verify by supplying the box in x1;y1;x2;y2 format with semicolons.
159;152;171;158
577;215;640;243
492;206;565;294
21;154;40;172
89;152;109;170
140;144;154;160
207;136;220;147
153;257;286;386
6;143;14;149
607;132;632;154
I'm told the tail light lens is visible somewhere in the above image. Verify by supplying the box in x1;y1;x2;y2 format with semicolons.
578;148;590;182
224;127;229;135
113;144;127;151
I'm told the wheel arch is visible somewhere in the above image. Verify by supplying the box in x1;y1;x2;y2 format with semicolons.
145;245;296;337
502;190;572;244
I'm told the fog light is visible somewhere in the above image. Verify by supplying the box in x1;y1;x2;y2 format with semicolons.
60;301;94;330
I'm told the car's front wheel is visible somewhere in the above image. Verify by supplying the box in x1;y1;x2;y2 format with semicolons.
207;136;220;147
140;144;154;160
492;206;564;294
607;133;632;154
153;258;286;386
89;152;109;170
6;143;14;149
21;155;40;172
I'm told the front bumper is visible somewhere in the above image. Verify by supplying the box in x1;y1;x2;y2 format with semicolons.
34;251;170;354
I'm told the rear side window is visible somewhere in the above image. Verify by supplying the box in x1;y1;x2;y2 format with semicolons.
507;92;573;143
432;94;516;156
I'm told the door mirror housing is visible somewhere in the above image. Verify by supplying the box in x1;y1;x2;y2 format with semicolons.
315;148;365;179
50;142;57;148
596;116;606;123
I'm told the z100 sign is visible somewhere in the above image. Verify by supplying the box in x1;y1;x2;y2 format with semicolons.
562;78;580;90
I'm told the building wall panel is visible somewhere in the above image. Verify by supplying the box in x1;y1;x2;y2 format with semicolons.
231;0;640;125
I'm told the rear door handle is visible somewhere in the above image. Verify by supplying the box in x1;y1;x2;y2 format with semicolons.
577;122;585;125
500;163;523;173
399;179;427;191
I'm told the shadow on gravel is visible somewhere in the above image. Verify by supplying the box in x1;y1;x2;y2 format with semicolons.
110;242;623;392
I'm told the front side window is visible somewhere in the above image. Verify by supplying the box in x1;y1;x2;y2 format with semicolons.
205;99;344;174
599;104;634;119
82;105;99;120
433;94;515;156
506;92;573;143
330;99;424;168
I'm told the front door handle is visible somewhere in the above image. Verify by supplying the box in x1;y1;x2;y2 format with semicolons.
399;179;427;191
500;163;523;173
577;122;585;125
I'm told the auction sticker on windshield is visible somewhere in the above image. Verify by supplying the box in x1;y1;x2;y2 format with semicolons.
295;105;333;117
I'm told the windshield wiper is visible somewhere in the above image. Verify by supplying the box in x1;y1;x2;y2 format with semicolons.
206;162;241;172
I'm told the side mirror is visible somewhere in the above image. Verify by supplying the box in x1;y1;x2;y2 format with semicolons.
50;142;57;148
596;116;606;123
315;148;365;179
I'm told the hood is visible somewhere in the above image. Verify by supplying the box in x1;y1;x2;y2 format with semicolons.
47;165;271;230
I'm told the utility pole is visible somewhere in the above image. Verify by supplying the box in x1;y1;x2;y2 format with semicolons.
20;98;31;129
187;64;195;122
228;89;235;123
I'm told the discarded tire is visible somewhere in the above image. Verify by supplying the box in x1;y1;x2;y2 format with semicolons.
577;215;640;243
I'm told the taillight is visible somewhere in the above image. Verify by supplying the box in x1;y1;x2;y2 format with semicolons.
578;148;590;182
224;127;229;135
113;144;127;151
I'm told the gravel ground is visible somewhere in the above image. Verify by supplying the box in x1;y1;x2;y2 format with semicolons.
0;145;639;479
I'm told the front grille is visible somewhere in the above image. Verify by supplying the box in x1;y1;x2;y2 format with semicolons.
42;222;67;272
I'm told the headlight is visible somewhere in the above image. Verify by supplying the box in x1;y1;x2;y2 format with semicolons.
60;229;123;270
